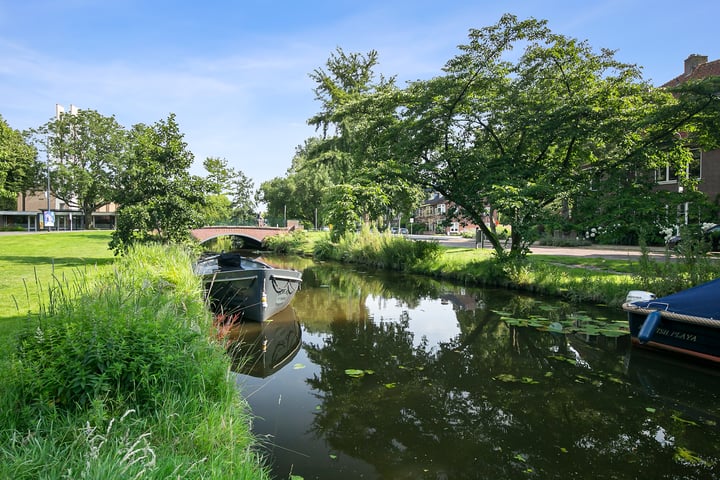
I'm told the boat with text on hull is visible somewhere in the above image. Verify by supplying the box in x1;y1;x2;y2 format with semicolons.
622;280;720;364
194;252;302;322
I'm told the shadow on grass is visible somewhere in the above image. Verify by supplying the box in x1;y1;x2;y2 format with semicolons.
0;255;116;268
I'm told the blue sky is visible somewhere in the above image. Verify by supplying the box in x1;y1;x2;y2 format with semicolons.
1;0;718;189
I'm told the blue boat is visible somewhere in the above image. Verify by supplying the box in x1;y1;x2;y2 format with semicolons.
622;279;720;364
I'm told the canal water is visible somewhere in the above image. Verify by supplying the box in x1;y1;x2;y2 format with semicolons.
227;257;720;480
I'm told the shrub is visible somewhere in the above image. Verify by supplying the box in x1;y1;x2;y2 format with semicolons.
264;230;308;254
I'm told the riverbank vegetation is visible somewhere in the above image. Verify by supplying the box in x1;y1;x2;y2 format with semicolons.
266;229;720;307
0;240;268;479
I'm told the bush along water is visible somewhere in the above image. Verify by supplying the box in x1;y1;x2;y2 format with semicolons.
0;244;269;480
310;226;443;269
267;228;720;308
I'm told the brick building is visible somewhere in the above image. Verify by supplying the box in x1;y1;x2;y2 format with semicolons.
413;192;486;235
658;54;720;219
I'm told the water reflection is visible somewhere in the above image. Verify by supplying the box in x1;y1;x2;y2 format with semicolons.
236;258;720;480
225;307;301;378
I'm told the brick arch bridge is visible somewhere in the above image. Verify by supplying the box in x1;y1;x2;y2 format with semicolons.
191;226;294;249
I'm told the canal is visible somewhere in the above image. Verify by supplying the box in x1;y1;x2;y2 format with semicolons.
228;256;720;479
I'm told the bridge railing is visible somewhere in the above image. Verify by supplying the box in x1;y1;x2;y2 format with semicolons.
202;218;289;228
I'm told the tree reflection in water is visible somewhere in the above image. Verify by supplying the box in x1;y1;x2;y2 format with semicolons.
248;258;720;480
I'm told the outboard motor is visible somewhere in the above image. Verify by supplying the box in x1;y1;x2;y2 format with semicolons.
625;290;655;304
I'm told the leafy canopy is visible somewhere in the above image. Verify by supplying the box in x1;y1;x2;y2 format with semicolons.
0;115;39;210
110;113;206;254
344;14;697;258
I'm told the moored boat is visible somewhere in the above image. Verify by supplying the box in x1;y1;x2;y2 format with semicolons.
622;279;720;364
194;252;302;322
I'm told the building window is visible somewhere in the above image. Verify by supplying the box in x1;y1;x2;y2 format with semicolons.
656;165;678;184
437;204;446;214
656;149;702;184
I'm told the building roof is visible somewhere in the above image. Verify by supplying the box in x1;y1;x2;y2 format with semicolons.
662;55;720;88
423;196;447;207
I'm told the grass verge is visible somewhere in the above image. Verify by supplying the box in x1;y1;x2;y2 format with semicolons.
0;242;268;479
0;231;116;349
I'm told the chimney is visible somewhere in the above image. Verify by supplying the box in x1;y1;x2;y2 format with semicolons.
684;54;708;76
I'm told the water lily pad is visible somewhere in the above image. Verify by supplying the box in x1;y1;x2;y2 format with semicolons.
494;373;518;383
548;322;564;332
345;369;365;378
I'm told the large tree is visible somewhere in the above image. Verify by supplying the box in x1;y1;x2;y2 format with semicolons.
0;115;39;210
346;14;690;258
110;113;206;253
306;48;424;237
31;109;126;228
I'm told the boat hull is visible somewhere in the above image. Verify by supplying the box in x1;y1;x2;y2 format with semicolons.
195;254;302;322
625;308;720;364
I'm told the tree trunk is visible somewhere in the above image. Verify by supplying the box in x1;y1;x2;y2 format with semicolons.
475;220;504;257
84;210;94;229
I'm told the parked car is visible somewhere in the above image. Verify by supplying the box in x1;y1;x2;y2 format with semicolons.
667;223;720;250
400;228;409;235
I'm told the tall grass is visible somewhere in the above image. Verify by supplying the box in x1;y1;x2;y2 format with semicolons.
0;244;268;479
312;226;443;269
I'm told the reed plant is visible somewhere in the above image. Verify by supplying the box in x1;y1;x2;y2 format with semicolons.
311;226;443;269
0;244;268;479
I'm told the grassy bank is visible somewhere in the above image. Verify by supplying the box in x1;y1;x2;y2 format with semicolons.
0;240;268;479
266;228;720;307
0;231;113;309
0;231;117;352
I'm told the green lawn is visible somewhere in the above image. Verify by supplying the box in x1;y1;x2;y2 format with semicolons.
0;231;116;344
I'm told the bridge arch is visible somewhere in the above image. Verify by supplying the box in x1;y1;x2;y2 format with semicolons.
191;226;294;249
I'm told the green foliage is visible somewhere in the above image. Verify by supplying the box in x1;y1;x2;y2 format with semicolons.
199;193;234;225
311;228;442;270
110;114;206;254
0;114;39;205
203;157;256;221
0;244;269;479
321;15;716;262
304;48;424;232
324;184;364;240
633;236;720;297
11;245;211;413
258;138;334;227
538;236;592;247
29;109;126;228
264;229;310;254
